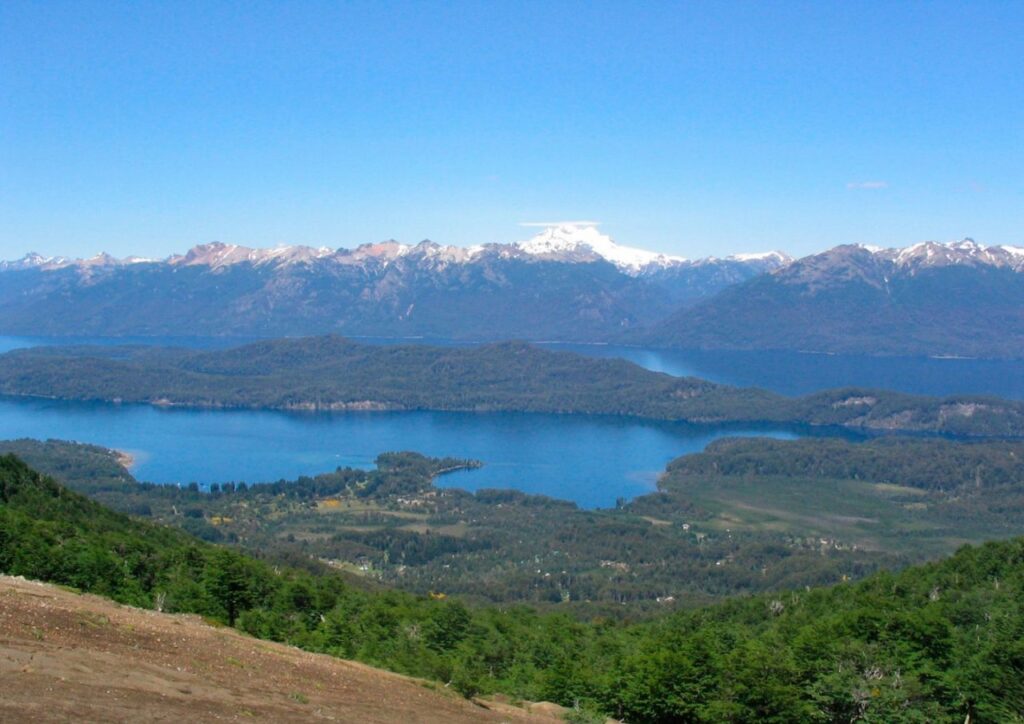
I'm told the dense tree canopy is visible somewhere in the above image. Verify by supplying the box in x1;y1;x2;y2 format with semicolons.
2;453;1022;721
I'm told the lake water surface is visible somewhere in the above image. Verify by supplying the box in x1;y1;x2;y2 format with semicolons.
0;397;805;508
0;334;1020;508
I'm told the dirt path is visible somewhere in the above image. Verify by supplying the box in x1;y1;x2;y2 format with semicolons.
0;575;558;723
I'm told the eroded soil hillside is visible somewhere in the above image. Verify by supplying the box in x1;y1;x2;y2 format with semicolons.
0;575;558;723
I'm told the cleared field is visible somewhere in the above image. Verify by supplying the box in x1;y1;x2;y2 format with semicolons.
674;473;1004;556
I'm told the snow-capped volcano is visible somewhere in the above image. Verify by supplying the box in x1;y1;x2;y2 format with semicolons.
515;223;687;272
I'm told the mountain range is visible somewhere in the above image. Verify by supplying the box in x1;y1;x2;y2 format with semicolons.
2;225;1022;357
646;239;1024;358
0;224;787;341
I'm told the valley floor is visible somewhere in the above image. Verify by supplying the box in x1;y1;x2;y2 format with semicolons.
0;575;557;723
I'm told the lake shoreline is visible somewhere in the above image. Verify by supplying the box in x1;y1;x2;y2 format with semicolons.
0;388;1017;440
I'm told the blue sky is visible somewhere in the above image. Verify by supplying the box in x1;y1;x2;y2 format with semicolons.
1;1;1021;260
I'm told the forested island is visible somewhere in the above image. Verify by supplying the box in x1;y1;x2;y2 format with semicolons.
1;335;1023;437
2;451;1021;721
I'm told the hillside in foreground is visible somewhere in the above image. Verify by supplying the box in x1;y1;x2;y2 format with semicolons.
3;452;1024;720
0;575;558;723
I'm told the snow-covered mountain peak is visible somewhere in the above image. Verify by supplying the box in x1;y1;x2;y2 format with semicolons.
516;223;687;272
251;244;334;265
876;238;1024;272
728;250;792;264
170;242;335;269
0;252;62;271
517;223;609;254
21;251;50;265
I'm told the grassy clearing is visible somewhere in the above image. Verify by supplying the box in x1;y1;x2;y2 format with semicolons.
678;473;994;557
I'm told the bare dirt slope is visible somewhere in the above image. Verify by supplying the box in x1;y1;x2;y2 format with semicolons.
0;575;558;723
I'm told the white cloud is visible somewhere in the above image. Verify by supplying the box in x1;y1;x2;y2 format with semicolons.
518;220;602;228
846;181;889;190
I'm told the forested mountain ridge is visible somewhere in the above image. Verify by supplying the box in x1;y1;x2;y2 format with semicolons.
646;240;1024;358
1;453;1021;721
2;336;1023;437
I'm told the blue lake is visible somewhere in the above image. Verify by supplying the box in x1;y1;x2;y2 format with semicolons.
540;344;1024;400
0;397;806;509
0;334;1020;508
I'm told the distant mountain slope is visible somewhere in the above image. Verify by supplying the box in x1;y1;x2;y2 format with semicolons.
646;239;1024;358
3;335;1024;436
0;224;787;340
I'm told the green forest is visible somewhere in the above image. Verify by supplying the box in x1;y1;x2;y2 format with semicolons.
6;436;1024;618
1;453;1022;721
1;336;1023;436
